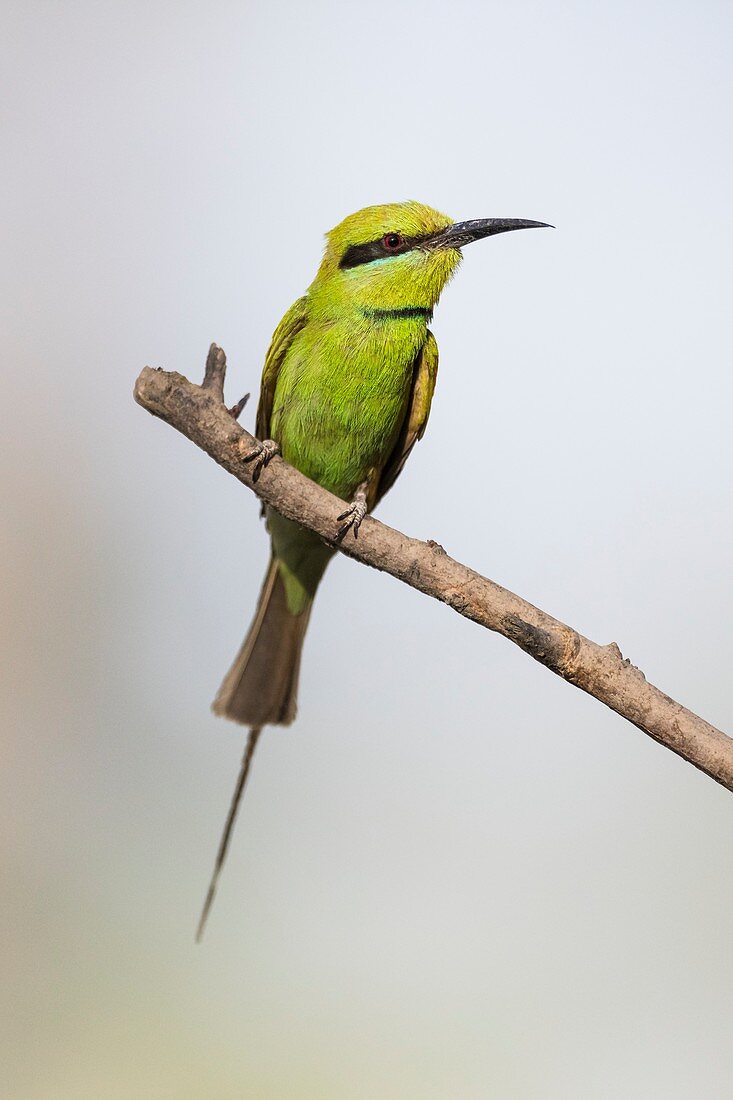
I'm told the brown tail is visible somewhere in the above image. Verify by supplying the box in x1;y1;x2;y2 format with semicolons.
212;556;312;727
199;557;314;938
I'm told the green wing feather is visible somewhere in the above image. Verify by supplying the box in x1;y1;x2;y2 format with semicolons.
256;296;309;440
376;329;439;502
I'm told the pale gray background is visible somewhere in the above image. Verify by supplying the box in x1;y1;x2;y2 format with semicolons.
3;1;733;1097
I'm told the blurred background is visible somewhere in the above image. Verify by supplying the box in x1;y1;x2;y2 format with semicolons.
3;1;733;1096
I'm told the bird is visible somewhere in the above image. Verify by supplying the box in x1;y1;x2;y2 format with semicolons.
196;201;551;939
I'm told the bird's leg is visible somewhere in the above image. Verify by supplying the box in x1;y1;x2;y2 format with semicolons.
240;438;280;482
337;481;369;540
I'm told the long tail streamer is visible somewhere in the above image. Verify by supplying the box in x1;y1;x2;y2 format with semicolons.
196;726;263;942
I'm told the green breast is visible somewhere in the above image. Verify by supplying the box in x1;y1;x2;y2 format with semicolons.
270;312;426;499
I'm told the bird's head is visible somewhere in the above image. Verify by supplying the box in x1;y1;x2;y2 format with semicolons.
308;201;550;316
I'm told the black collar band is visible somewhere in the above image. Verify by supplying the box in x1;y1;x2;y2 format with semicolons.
360;306;432;322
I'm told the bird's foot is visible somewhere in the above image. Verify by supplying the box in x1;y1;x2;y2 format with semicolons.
241;438;280;482
336;483;369;540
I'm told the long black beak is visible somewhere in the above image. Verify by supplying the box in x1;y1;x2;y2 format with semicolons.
427;218;553;250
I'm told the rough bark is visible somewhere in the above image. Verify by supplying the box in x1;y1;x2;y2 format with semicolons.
134;346;733;794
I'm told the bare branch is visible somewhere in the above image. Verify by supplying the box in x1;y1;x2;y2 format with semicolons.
202;342;227;398
134;347;733;795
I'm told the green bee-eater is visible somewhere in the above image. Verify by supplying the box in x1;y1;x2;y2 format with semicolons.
197;201;550;937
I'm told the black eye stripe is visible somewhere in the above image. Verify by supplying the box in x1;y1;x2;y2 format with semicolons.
339;233;428;270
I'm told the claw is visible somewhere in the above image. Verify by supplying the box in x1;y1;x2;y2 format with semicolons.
241;438;280;482
336;486;369;540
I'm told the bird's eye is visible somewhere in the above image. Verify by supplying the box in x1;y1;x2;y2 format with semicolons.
382;232;403;251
